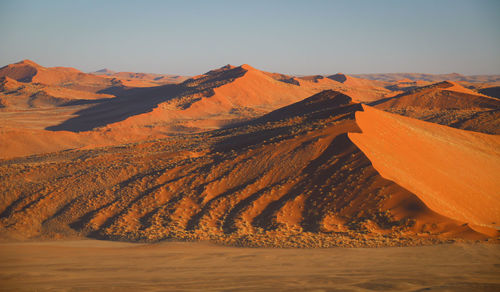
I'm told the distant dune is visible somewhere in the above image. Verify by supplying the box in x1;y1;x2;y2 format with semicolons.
328;73;390;88
1;61;392;158
373;81;500;134
352;72;500;83
91;68;189;86
0;60;115;92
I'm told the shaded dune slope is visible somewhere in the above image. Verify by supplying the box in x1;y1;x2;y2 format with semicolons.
1;90;494;247
479;86;500;100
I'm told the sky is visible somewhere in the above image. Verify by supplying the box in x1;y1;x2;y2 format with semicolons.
1;0;499;75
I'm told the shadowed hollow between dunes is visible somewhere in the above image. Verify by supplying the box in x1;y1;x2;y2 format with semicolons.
1;90;498;247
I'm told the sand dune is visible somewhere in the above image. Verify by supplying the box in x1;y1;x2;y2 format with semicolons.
373;81;500;134
1;61;397;159
375;81;498;109
0;62;348;158
11;63;375;132
0;60;498;247
43;64;330;132
1;90;496;246
0;77;113;110
353;72;500;83
350;105;500;230
0;60;115;92
92;69;189;86
328;72;390;88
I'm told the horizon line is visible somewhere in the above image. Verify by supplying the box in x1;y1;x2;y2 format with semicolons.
4;59;500;77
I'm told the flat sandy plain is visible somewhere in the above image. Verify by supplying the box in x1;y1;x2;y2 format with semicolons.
0;240;499;291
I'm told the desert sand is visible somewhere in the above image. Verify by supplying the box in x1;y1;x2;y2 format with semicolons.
0;60;499;245
1;58;500;290
0;240;499;291
372;81;500;134
350;105;500;232
1;90;498;246
0;61;354;158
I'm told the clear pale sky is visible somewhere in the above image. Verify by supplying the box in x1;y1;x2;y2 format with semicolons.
1;0;499;75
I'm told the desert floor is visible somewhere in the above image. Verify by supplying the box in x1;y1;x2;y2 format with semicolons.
0;240;499;291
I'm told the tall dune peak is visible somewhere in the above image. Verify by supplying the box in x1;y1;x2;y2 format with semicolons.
434;80;459;88
15;59;41;67
0;60;41;82
93;68;116;75
239;64;256;71
306;89;353;104
397;78;414;83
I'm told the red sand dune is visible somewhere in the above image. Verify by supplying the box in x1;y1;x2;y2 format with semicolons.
350;105;500;232
0;60;114;92
43;64;360;133
0;78;113;110
1;90;497;246
352;72;500;83
376;81;498;109
0;62;341;158
374;81;500;134
327;73;394;102
0;60;499;247
92;69;189;86
328;73;389;88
